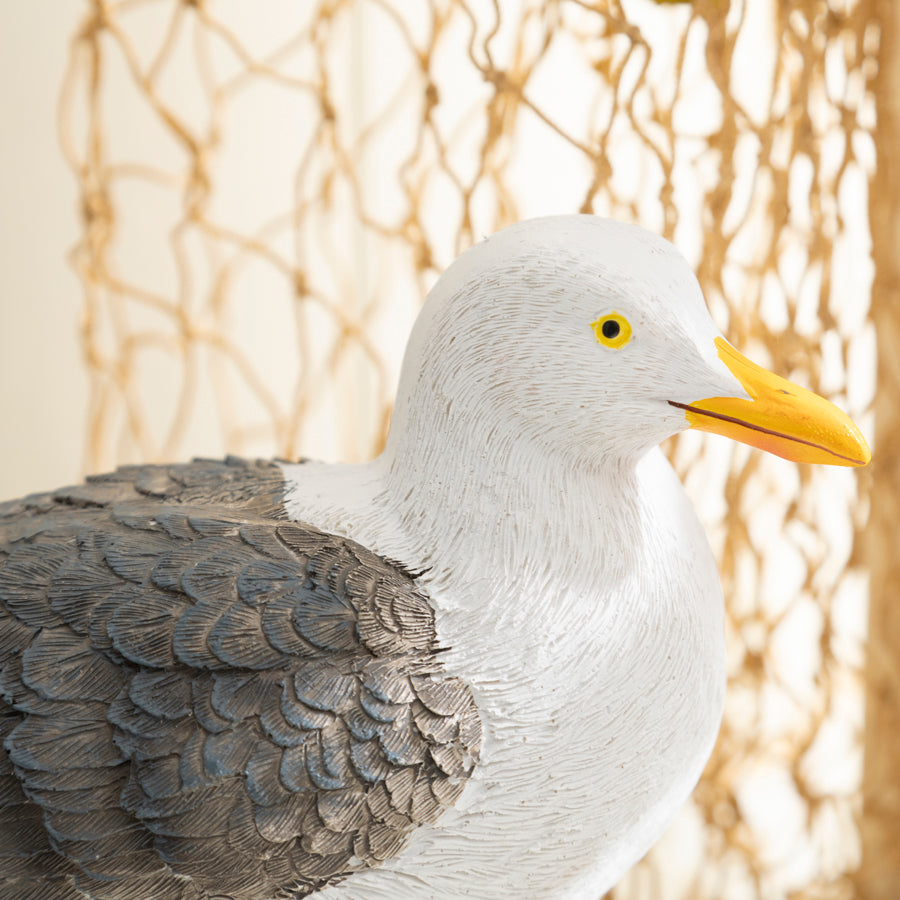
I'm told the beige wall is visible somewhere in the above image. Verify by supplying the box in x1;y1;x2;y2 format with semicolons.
0;4;85;501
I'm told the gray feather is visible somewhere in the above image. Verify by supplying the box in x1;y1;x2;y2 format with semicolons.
0;457;480;899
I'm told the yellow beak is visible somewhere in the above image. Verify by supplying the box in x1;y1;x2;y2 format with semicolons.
671;337;871;467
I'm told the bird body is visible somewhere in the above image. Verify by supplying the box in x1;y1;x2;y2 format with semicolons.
283;447;725;899
0;217;869;899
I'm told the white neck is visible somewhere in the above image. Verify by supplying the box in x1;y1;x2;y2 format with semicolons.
379;400;645;605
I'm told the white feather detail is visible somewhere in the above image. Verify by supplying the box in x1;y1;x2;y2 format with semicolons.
280;216;732;898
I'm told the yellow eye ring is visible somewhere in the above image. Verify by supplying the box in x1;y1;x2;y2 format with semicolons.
590;312;632;349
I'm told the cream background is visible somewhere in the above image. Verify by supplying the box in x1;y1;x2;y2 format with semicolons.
0;4;85;500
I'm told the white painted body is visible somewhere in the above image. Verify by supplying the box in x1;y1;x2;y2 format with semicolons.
281;450;724;899
281;217;743;897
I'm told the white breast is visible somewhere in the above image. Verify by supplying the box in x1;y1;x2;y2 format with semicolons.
282;449;725;899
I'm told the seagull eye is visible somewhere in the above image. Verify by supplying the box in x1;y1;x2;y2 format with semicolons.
590;312;632;349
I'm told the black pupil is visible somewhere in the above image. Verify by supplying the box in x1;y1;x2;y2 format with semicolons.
601;319;620;339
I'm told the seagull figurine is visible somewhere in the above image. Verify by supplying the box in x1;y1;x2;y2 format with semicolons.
0;216;869;900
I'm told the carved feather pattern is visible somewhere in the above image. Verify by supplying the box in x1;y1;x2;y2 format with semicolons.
0;458;481;899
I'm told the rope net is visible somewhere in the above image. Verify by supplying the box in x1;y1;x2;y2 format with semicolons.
60;1;878;897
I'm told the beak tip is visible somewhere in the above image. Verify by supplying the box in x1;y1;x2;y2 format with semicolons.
837;420;871;468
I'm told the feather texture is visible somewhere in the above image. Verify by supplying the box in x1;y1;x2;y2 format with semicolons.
0;457;480;899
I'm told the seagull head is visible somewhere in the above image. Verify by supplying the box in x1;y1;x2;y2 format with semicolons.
388;216;870;469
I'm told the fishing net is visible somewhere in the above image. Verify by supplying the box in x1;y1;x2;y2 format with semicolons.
59;0;886;896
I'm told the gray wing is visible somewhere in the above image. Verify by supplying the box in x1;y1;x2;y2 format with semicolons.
0;458;481;900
